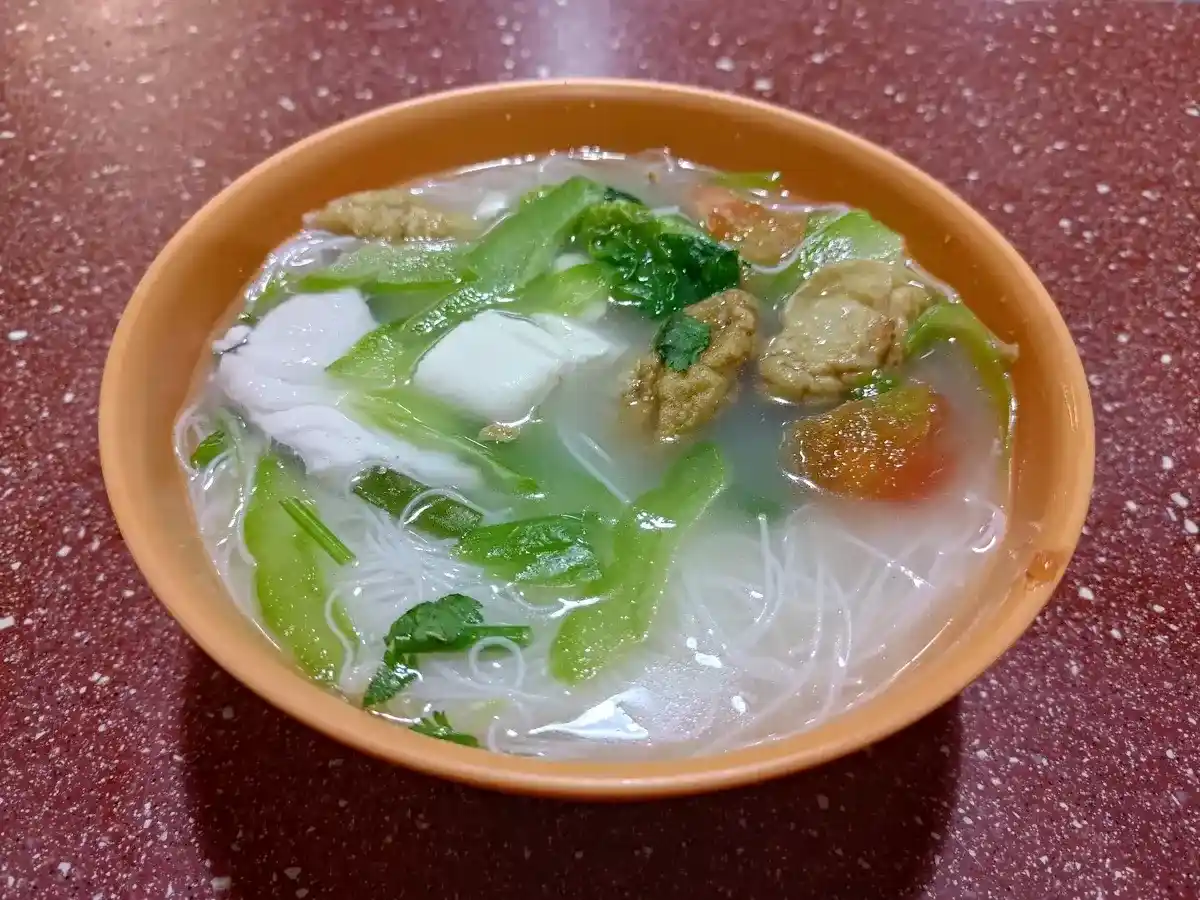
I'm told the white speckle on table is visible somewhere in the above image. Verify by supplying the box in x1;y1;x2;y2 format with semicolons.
296;891;309;899
57;545;72;557
1152;604;1166;613
277;96;296;111
1116;332;1129;344
1167;749;1177;759
57;862;71;876
212;877;232;892
284;867;302;881
714;56;734;72
0;131;15;140
221;706;234;720
1124;500;1139;512
1185;519;1198;535
1096;183;1111;195
753;77;773;93
817;794;830;810
1162;456;1174;471
535;64;550;78
1078;586;1095;601
1161;353;1172;365
63;392;75;403
1110;628;1123;640
1172;492;1190;508
0;616;14;631
8;330;28;341
1187;105;1200;118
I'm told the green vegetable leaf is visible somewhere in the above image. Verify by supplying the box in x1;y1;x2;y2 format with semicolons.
346;387;539;497
454;514;604;586
904;301;1017;449
352;467;482;539
362;653;418;708
550;443;727;683
409;711;480;747
654;311;711;372
763;209;904;303
847;369;902;402
365;284;457;325
244;454;357;684
279;497;356;565
574;201;739;319
467;176;607;292
328;177;606;384
189;429;228;469
296;242;469;293
507;261;615;318
711;170;783;193
661;232;741;299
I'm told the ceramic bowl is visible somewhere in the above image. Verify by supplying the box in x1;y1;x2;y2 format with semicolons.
99;79;1093;800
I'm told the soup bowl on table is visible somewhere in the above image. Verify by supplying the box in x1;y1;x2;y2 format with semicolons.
99;79;1093;800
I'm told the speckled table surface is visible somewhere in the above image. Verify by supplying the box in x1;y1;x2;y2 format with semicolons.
2;0;1198;897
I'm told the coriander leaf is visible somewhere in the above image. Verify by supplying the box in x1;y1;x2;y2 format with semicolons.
386;593;483;650
362;653;418;708
410;711;480;748
654;312;711;372
381;593;533;656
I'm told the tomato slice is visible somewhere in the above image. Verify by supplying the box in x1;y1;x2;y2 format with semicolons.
784;383;952;501
686;185;808;266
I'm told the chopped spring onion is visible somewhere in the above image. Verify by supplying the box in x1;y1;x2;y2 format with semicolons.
279;497;356;565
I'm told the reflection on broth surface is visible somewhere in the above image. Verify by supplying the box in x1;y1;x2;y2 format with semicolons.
175;149;1021;759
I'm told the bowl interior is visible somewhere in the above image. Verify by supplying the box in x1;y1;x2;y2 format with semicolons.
100;80;1093;799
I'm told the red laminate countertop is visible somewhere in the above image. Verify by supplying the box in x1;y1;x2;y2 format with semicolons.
1;1;1198;897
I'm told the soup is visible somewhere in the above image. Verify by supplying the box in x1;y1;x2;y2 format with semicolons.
176;150;1019;759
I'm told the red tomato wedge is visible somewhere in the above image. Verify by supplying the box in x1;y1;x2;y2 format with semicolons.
685;185;808;267
784;383;953;502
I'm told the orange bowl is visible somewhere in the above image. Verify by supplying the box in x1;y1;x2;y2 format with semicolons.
99;79;1093;800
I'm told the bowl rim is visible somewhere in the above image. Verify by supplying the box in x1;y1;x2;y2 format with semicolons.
100;77;1095;800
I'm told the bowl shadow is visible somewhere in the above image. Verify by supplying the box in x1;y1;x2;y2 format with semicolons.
181;648;960;900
